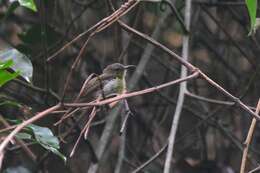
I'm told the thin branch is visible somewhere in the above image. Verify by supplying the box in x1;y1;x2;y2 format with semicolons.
60;0;139;102
117;21;260;121
240;99;260;173
128;0;175;91
132;143;168;173
65;72;199;107
47;0;139;62
186;91;234;106
0;104;61;154
163;0;191;171
0;115;37;162
87;105;123;173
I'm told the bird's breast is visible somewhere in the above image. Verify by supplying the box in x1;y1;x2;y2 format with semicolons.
102;78;123;98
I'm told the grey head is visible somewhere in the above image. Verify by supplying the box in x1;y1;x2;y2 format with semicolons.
102;63;135;77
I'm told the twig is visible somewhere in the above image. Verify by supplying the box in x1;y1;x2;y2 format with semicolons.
128;0;177;90
161;0;189;34
117;21;260;121
0;104;61;154
70;106;97;157
87;104;123;173
0;149;4;170
132;143;168;173
0;115;37;162
240;99;260;173
60;0;140;102
186;91;234;106
115;117;126;173
55;73;96;125
120;99;133;134
163;0;191;172
13;79;60;101
47;0;139;62
65;72;199;107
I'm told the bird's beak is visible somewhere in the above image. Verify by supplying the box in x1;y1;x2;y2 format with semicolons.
124;65;136;70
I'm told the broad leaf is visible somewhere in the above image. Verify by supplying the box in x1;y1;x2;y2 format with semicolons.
27;124;66;162
0;48;33;82
0;60;19;86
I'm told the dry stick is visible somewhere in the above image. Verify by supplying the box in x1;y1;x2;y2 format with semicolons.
86;73;199;173
0;149;3;170
89;1;141;172
249;164;260;173
70;106;97;157
54;108;80;126
0;115;37;162
186;91;234;106
83;106;98;139
163;0;191;172
13;79;60;101
0;104;61;155
128;0;175;90
132;143;168;173
61;0;139;102
0;125;17;134
240;99;260;173
54;73;96;125
61;35;92;101
117;21;260;121
119;99;133;134
47;0;139;62
65;72;199;108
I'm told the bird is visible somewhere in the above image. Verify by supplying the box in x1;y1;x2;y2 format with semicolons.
66;63;135;157
80;63;135;102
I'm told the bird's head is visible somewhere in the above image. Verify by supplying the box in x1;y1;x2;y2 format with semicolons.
103;63;135;78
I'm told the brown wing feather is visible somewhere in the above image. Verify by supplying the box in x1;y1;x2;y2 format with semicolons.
80;73;115;101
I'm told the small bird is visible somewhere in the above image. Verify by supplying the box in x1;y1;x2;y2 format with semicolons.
67;63;135;157
81;63;135;101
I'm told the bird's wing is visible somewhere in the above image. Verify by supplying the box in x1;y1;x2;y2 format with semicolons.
81;73;114;100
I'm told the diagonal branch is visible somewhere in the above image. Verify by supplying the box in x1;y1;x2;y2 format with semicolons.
240;99;260;173
117;21;260;121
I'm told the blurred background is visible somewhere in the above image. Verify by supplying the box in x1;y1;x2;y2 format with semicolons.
1;0;260;172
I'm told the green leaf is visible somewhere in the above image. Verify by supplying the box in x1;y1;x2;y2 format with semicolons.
17;0;37;12
245;0;257;35
0;68;19;87
0;48;33;82
6;120;67;163
27;124;66;162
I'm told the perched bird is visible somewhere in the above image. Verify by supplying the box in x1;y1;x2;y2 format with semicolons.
81;63;135;101
66;63;135;157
